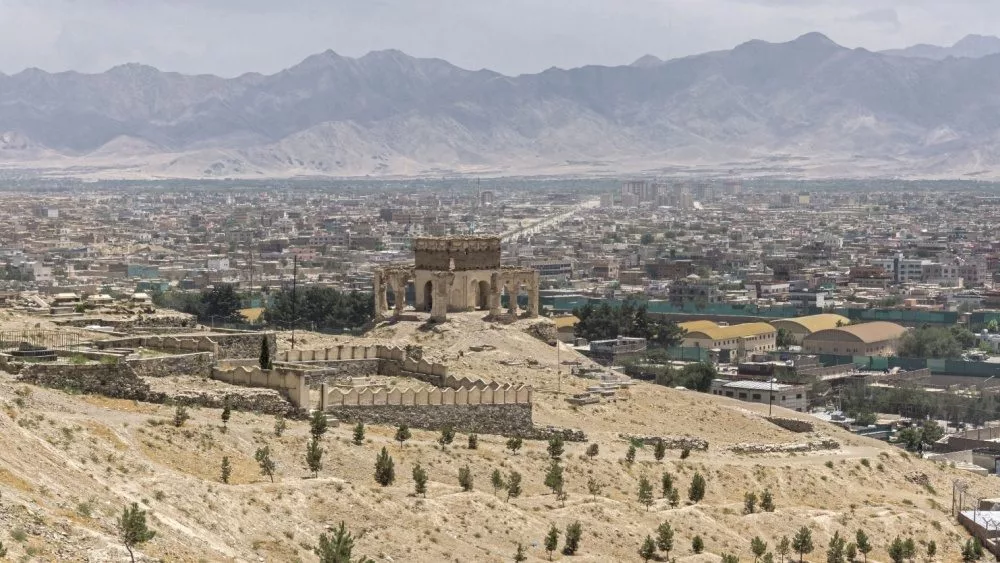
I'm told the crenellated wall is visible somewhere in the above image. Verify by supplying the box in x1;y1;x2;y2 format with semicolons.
321;383;532;409
210;365;309;408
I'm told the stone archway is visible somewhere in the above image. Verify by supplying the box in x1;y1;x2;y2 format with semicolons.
423;281;433;312
477;280;490;310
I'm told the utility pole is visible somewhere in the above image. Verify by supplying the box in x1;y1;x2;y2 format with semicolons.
556;339;561;394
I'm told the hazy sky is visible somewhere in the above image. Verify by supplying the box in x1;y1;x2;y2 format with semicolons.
0;0;996;76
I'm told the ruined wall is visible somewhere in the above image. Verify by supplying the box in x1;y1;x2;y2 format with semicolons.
210;365;308;408
413;236;501;271
168;388;297;416
277;345;379;362
327;403;533;436
278;345;449;386
127;352;215;378
143;332;275;360
17;363;162;402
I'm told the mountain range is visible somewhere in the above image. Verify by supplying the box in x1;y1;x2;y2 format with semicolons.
4;33;1000;179
880;34;1000;60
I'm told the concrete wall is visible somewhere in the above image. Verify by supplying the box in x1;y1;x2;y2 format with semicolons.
326;403;533;436
211;365;309;408
127;352;215;378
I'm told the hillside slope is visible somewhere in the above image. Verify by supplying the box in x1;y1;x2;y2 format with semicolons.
0;313;992;561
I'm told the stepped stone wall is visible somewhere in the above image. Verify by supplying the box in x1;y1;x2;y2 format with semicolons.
127;352;214;378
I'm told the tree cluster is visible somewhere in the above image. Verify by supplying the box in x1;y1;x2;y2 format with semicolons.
263;286;374;332
572;298;685;347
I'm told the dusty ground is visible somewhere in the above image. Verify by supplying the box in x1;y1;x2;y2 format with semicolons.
0;311;994;561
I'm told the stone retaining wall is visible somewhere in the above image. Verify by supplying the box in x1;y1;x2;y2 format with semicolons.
17;362;163;402
765;417;815;433
168;388;297;416
729;438;840;454
326;403;534;436
127;352;215;378
619;434;710;451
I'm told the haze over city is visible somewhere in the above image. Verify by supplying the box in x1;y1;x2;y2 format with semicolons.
0;0;997;75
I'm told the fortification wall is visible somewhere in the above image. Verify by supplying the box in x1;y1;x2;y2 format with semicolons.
168;388;297;416
322;383;532;409
327;403;532;436
277;345;379;362
413;236;501;271
127;352;215;378
210;365;308;408
278;345;449;385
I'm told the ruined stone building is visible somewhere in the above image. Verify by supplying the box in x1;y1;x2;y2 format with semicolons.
374;236;539;322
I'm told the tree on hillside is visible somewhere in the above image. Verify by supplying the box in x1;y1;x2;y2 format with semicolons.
458;464;474;491
752;536;768;562
661;471;673;497
254;445;276;483
653;439;666;461
412;463;428;497
562;521;583;556
306;437;324;477
394;424;411;448
640;536;657;562
656;522;674;556
491;469;506;496
544;461;564;494
259;336;272;370
506;471;522;502
220;398;231;430
760;489;775;512
776;536;791;563
118;502;156;563
692;536;704;554
854;530;871;563
826;531;846;563
572;298;685;347
315;521;374;563
374;447;395;486
638;475;654;510
352;422;365;445
678;362;717;392
744;491;758;514
547;435;565;459
310;410;329;441
220;456;232;484
792;527;814;562
689;472;706;502
888;537;905;563
545;525;560;560
514;543;527;563
506;435;523;454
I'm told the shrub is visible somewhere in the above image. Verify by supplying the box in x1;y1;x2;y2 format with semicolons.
760;489;775;512
314;521;372;563
744;491;758;514
547;435;565;459
306;437;323;477
640;536;656;562
458;465;474;491
506;435;523;454
352;422;365;445
118;502;156;563
625;445;637;464
394;424;411;448
412;463;428;497
221;456;232;484
562;521;582;555
254;446;276;483
438;425;455;446
653;439;666;461
689;472;706;503
586;443;599;458
273;415;286;437
491;469;506;496
172;405;190;428
374;447;395;486
692;535;704;554
467;433;478;450
506;471;522;501
680;447;690;459
310;410;328;441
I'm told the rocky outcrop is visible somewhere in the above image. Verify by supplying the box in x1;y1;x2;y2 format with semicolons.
765;417;815;433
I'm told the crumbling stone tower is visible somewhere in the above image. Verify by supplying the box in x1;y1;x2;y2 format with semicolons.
374;236;539;322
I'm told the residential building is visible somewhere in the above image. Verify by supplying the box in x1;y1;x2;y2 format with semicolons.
709;379;808;412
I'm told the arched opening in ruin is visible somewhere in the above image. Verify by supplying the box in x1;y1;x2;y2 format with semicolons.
423;281;433;312
386;286;396;309
477;280;490;310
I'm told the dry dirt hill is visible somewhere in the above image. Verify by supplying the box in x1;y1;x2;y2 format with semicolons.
0;312;994;562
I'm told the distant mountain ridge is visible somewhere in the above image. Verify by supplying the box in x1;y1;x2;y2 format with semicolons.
880;34;1000;60
4;33;1000;179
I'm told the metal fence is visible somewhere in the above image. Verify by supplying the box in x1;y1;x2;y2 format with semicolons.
0;330;83;352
